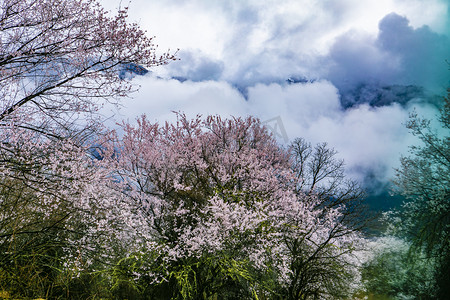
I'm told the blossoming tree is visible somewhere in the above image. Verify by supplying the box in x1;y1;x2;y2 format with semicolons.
0;1;369;298
0;0;172;296
0;123;144;297
108;114;366;299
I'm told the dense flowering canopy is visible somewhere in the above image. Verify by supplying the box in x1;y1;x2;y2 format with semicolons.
0;1;368;298
106;114;365;299
0;1;172;295
0;121;137;270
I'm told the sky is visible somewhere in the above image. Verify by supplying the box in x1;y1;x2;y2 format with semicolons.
100;0;450;194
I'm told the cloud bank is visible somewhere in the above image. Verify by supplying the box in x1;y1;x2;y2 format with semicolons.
104;75;438;187
328;13;450;98
100;0;449;190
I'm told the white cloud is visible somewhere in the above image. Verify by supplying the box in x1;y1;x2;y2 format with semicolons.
104;75;249;125
104;75;438;184
101;0;449;57
99;0;448;187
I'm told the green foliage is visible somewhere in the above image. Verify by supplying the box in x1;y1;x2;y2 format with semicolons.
162;256;259;299
0;178;60;298
0;167;116;299
361;238;436;299
389;88;450;298
109;254;149;298
0;248;110;299
102;249;269;300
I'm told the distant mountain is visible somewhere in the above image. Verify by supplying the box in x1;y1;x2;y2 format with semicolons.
118;63;149;79
156;69;432;109
340;84;425;108
286;76;315;84
283;76;428;108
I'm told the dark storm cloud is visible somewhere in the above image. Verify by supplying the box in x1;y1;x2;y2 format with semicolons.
377;13;449;90
328;13;450;106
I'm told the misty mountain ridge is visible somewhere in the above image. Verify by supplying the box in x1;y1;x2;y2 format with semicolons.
340;83;426;108
118;63;149;80
166;70;433;109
